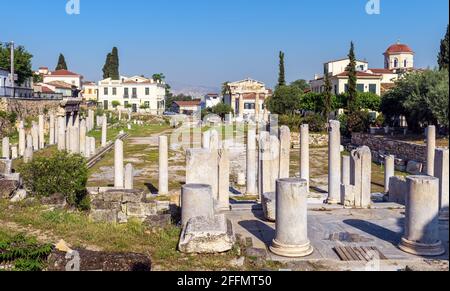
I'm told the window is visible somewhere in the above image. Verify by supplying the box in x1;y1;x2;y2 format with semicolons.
124;88;129;98
369;84;377;94
244;103;255;110
104;87;108;95
112;88;117;95
334;85;338;95
404;60;407;67
357;84;364;92
344;84;348;93
132;88;137;98
394;58;399;68
145;87;150;95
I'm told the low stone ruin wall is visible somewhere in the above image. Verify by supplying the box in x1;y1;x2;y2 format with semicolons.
0;97;61;119
292;132;328;148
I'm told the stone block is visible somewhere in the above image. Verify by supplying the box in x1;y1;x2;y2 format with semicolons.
41;193;67;209
261;192;276;222
103;190;124;202
388;176;407;205
90;209;118;223
122;190;144;203
406;160;423;175
0;179;20;199
126;202;146;218
10;189;27;203
178;214;235;254
0;159;12;175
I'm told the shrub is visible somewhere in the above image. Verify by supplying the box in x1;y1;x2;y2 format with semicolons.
111;101;121;108
19;151;89;210
279;114;302;131
338;114;349;136
302;113;327;133
347;111;371;134
373;113;385;127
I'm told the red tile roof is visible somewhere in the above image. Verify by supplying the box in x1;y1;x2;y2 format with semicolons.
385;43;414;54
174;100;202;107
48;69;81;77
369;68;394;74
45;81;73;89
336;71;382;78
41;86;55;93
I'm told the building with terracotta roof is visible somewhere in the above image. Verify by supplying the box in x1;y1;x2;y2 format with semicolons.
310;42;417;96
82;81;98;102
172;99;202;115
98;75;166;115
43;69;83;89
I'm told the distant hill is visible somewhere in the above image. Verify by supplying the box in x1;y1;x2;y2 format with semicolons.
170;84;220;99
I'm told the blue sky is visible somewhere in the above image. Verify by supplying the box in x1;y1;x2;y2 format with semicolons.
1;0;448;89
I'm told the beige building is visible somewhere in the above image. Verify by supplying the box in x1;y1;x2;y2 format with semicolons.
43;69;83;89
310;42;416;96
82;81;98;102
224;78;271;119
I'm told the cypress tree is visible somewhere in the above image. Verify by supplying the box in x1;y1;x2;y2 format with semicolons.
438;25;449;71
278;51;286;87
346;42;358;113
323;72;333;120
55;53;68;70
102;53;112;79
109;47;120;80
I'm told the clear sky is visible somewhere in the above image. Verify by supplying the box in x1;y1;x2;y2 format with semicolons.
1;0;448;89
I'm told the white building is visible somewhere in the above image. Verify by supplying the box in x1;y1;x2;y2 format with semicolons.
202;93;221;108
310;42;416;96
0;67;33;97
98;75;166;115
43;69;83;89
223;78;271;119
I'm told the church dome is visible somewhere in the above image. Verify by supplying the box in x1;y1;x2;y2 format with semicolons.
385;43;414;54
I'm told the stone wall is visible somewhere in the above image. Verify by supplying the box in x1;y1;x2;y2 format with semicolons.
351;133;427;163
1;98;61;119
292;132;328;148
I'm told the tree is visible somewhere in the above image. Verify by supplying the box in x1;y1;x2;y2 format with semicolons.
202;103;233;119
346;41;358;113
152;73;166;82
266;85;302;115
0;42;33;86
102;47;120;80
290;79;310;92
438;25;449;71
55;53;68;70
323;73;333;119
278;51;286;87
111;101;121;109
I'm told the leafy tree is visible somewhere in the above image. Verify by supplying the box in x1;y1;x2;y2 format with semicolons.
202;103;233;119
55;53;68;70
165;94;193;111
278;51;286;87
438;25;449;71
323;73;333;119
346;41;358;113
111;100;121;108
19;151;89;209
266;85;302;115
152;73;166;82
221;81;232;97
33;74;43;83
0;42;33;85
290;79;310;92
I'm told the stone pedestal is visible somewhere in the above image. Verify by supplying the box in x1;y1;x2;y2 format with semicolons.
385;155;395;194
217;148;230;211
300;124;310;188
279;126;291;179
435;149;449;220
181;184;214;226
2;137;9;159
158;136;169;195
186;148;218;200
327;120;341;204
124;163;134;190
101;115;107;148
114;139;124;189
270;178;313;257
246;129;258;196
399;176;445;256
426;126;436;176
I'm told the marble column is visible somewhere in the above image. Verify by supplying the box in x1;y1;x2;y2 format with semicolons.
18;121;25;156
426;125;436;176
38;115;45;149
49;114;55;145
2;137;10;159
217;148;230;211
202;130;211;149
209;129;220;150
26;134;33;150
57;116;66;151
270;178;313;258
384;155;395;194
11;146;18;159
435;149;449;220
341;155;351;186
90;137;96;155
70;126;80;154
23;146;33;163
279;126;291;179
259;131;274;200
114;139;124;188
300;124;310;188
124;163;134;190
31;122;39;151
79;119;86;156
158;136;169;195
350;146;372;208
101;114;107;147
246;129;258;196
181;184;214;226
399;176;445;256
327;120;341;204
85;137;91;158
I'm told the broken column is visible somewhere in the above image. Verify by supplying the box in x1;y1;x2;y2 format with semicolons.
279;126;291;179
70;126;80;154
31;122;39;151
38;114;45;149
246;129;258;196
300;124;310;188
85;137;91;158
124;163;134;190
181;184;215;226
426;126;436;176
57;116;66;151
158;136;169;195
23;145;33;163
435;149;449;220
79;119;86;156
18;121;25;156
114;139;124;189
11;146;18;159
327;120;341;204
2;137;9;159
399;176;445;256
186;148;218;200
270;178;313;258
217;147;230;211
202;130;211;149
342;146;372;208
341;155;351;186
384;155;395;194
49;113;55;145
90;137;96;155
259;131;274;200
101;114;107;147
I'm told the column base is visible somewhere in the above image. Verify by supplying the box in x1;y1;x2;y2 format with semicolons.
326;198;341;205
398;237;445;257
270;239;314;258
